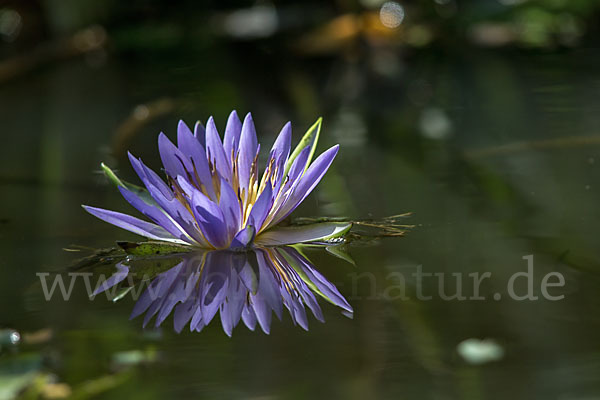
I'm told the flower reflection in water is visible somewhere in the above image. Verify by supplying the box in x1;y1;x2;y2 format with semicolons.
98;246;352;336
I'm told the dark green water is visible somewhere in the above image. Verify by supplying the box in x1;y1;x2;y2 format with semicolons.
2;47;600;399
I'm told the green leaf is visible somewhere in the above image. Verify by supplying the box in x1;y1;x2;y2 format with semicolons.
101;163;158;207
284;117;322;177
255;222;351;246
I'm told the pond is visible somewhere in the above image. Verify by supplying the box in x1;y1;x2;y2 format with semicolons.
1;31;600;399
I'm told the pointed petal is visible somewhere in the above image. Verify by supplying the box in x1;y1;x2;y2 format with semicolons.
83;205;189;244
194;121;206;146
92;262;130;296
229;226;256;250
219;178;242;238
174;124;216;200
284;117;322;176
237;113;258;192
191;190;229;248
205;117;232;180
101;162;158;208
282;247;353;313
158;132;191;179
236;257;258;292
268;122;292;196
256;250;283;317
199;256;229;323
223;110;242;160
127;152;172;200
119;182;204;245
177;120;194;145
271;122;292;167
248;184;273;231
273;145;339;225
173;301;195;333
286;145;311;186
255;222;351;246
241;304;257;331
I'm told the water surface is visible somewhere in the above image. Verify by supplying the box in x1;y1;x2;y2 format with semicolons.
2;47;600;399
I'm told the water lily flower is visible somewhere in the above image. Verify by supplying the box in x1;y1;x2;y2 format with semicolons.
95;247;353;336
83;111;350;249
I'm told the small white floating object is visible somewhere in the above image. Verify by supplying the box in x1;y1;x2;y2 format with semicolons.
457;338;504;365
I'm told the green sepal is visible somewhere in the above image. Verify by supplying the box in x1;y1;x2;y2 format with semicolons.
101;163;157;207
284;117;322;177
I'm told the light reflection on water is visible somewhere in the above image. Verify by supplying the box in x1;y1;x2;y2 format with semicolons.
88;246;353;336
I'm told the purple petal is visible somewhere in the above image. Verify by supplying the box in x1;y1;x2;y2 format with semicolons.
205;117;232;181
173;300;195;333
236;257;258;292
241;304;257;331
269;122;292;195
270;122;292;169
300;288;325;323
223;110;242;161
230;226;256;250
285;247;352;313
175;121;216;200
273;250;324;323
92;262;130;297
190;189;229;248
274;145;339;225
220;268;245;336
194;121;206;146
285;145;311;188
190;307;204;331
218;178;242;238
177;120;194;145
237;113;258;193
261;146;311;229
131;262;184;320
83;205;188;244
250;250;283;333
127;170;206;246
127;152;172;199
248;184;273;231
118;184;203;245
290;296;309;331
199;257;229;324
158;133;192;179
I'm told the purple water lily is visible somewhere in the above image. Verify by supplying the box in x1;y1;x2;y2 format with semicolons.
97;247;353;336
83;111;350;249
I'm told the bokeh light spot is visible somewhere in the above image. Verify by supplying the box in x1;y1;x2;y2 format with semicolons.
379;2;405;29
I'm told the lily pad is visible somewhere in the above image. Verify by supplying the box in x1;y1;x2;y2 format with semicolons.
117;241;190;256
